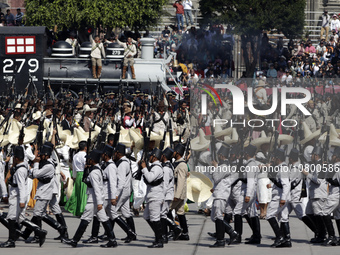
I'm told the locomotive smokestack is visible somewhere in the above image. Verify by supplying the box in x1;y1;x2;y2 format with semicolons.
140;37;155;60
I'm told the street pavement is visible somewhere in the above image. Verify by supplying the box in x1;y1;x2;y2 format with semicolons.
0;204;339;255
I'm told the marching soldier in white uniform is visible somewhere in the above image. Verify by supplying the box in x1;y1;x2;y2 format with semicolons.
84;145;136;244
303;146;328;243
0;146;47;248
320;147;340;246
140;148;164;248
23;144;65;244
111;143;136;242
266;148;291;248
160;147;180;243
287;148;317;237
234;144;261;244
223;145;242;236
209;146;239;248
63;150;117;248
42;142;68;241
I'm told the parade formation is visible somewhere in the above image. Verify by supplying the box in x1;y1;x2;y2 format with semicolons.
2;0;340;252
0;77;340;250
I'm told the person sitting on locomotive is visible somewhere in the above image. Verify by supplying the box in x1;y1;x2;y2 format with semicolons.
89;35;106;79
115;35;137;79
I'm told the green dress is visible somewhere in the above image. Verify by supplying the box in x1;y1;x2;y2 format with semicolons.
65;171;88;217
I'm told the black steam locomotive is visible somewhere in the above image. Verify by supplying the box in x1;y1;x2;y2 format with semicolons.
0;26;168;96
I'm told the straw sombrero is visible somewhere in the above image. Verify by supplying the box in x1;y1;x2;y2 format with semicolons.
186;171;213;203
300;122;321;145
23;125;39;144
78;104;97;114
205;125;232;140
251;131;273;149
278;134;294;145
163;131;180;149
119;128;132;147
319;124;340;147
223;128;239;145
32;111;41;120
8;119;22;145
191;129;210;151
129;128;143;150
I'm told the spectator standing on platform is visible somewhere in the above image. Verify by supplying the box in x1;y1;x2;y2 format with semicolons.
320;10;330;40
183;0;193;27
15;8;24;26
116;36;137;79
5;10;14;26
89;35;106;79
173;0;184;31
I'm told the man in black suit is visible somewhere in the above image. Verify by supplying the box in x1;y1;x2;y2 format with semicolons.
61;113;73;133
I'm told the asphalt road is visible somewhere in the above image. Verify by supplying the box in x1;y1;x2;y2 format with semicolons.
0;204;339;255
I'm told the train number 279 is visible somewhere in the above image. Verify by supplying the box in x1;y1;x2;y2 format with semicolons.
3;58;39;74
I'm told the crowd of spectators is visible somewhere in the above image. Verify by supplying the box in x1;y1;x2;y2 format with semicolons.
0;9;24;26
258;10;340;87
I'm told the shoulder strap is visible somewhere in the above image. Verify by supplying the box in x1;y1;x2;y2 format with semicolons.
153;113;166;124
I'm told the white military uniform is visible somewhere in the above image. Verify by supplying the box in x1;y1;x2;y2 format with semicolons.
161;160;174;218
81;164;109;222
31;159;55;217
6;162;28;222
266;162;290;222
142;160;164;222
111;156;132;219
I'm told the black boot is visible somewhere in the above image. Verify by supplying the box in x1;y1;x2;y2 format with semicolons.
148;221;164;248
322;215;337;246
223;219;239;245
310;215;326;243
233;214;242;244
0;213;24;241
43;215;67;239
126;217;136;233
336;219;340;245
25;216;43;244
245;217;261;244
165;216;182;240
224;213;232;224
210;219;226;248
207;214;231;237
0;219;17;248
98;219;112;241
116;216;136;243
54;214;69;240
63;219;89;247
100;220;117;248
83;216;100;243
21;219;47;247
177;215;189;240
301;215;316;234
267;217;284;247
161;218;168;244
277;222;292;248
